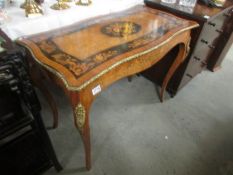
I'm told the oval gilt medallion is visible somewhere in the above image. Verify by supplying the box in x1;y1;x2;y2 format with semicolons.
101;21;141;37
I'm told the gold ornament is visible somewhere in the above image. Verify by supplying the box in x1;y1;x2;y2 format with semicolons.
24;0;43;17
76;0;92;6
50;0;70;10
75;103;86;131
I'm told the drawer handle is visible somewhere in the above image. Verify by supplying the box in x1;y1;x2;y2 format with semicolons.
208;22;216;27
9;79;18;86
223;13;231;17
201;61;207;67
201;39;208;44
193;56;201;61
186;74;193;78
11;86;19;92
216;29;223;33
0;72;7;80
208;45;215;49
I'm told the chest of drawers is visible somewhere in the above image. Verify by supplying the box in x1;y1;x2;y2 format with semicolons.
143;0;233;95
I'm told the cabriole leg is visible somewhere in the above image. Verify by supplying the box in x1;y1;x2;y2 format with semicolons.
160;43;187;102
70;92;92;170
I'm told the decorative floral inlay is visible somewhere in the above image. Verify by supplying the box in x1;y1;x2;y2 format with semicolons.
52;53;90;77
38;41;56;54
128;36;152;49
101;21;141;37
34;10;183;80
94;50;118;62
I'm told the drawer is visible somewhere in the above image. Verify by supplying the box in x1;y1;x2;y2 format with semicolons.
198;24;221;45
197;11;230;48
202;11;229;36
185;57;205;77
193;26;221;60
208;12;227;30
178;57;205;89
191;40;215;62
201;23;221;42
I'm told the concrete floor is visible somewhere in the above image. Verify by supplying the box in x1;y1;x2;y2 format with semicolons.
41;48;233;175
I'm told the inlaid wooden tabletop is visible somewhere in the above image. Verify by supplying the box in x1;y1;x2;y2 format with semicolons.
18;5;198;91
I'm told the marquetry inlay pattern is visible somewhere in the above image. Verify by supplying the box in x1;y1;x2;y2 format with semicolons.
101;21;141;37
29;15;182;79
18;6;198;90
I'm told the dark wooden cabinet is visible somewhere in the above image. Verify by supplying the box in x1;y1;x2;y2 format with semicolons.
143;0;233;95
0;129;53;175
207;8;233;71
0;49;62;175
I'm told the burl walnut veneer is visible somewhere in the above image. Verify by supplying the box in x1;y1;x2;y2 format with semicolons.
17;6;198;170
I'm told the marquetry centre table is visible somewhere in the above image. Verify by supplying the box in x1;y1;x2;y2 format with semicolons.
17;5;198;170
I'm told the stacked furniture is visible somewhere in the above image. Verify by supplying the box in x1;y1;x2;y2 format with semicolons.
0;45;62;175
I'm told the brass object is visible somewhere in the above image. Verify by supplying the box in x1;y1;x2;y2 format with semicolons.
20;2;26;9
50;0;70;10
61;0;72;2
75;103;86;131
122;22;134;37
75;0;92;6
24;0;43;17
101;22;141;38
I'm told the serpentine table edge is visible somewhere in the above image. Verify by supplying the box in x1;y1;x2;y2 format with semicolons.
16;5;198;170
